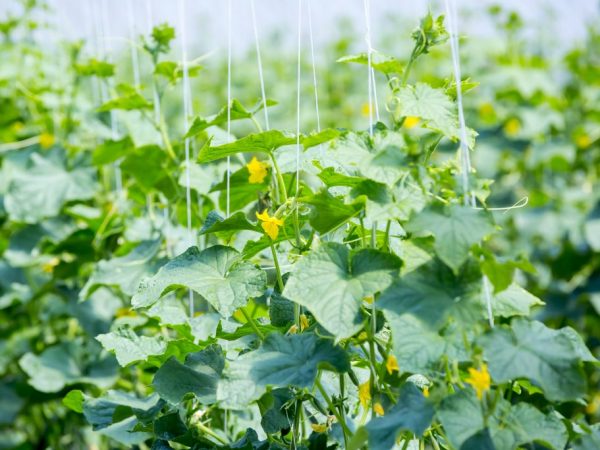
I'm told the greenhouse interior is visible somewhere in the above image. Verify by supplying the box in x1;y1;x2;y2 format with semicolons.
0;0;599;449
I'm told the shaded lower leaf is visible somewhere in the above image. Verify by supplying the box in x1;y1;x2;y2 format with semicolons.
218;332;349;408
365;383;434;450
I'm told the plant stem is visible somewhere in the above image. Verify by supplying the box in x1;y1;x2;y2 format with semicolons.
240;307;265;341
269;152;288;203
158;116;177;161
383;220;391;251
314;378;351;445
270;243;285;293
196;422;228;445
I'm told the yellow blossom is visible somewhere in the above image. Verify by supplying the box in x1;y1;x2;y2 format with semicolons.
586;393;600;415
373;402;384;416
357;331;368;341
423;386;430;398
575;134;592;149
39;132;55;149
386;355;399;375
41;257;60;273
311;423;328;433
115;307;137;318
288;324;298;334
359;381;371;408
246;156;269;184
361;102;372;117
300;314;309;331
478;102;495;118
404;116;420;129
256;210;284;240
363;295;374;304
11;121;24;132
465;364;491;399
503;118;520;137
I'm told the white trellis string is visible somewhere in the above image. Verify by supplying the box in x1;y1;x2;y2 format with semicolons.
126;0;141;87
178;0;194;317
145;0;161;124
363;0;375;137
295;0;302;199
363;0;380;389
444;0;494;328
99;0;122;195
226;0;232;218
250;0;270;131
306;0;321;134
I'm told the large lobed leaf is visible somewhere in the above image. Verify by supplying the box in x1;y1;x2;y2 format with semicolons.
283;243;400;340
132;245;266;317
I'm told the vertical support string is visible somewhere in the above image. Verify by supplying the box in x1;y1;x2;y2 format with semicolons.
126;0;141;87
145;1;162;125
226;0;232;218
306;0;321;134
178;0;194;317
295;0;302;199
99;0;122;196
250;0;270;131
444;0;494;327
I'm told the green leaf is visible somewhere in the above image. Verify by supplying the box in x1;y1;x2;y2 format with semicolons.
391;83;475;144
63;390;85;413
80;240;161;299
493;284;544;318
406;205;495;273
383;314;468;374
301;190;365;234
4;152;96;223
150;24;176;52
132;246;266;317
378;259;484;332
83;389;161;430
200;211;261;241
210;165;270;212
19;343;117;393
283;243;400;340
301;128;341;149
198;130;295;163
337;51;404;75
153;345;224;405
120;145;168;190
218;332;349;408
572;425;600;450
365;384;434;450
258;388;294;434
479;318;589;402
97;84;152;112
74;58;115;77
439;390;568;450
96;328;168;367
92;136;134;165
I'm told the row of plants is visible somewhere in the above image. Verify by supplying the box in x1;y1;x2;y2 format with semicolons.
0;1;598;449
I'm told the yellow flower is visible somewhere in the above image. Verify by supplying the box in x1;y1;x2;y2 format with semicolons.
423;386;430;398
386;355;399;375
575;134;592;149
41;257;60;273
359;380;371;408
373;402;384;416
39;132;55;149
256;210;284;240
311;423;328;433
503;118;520;137
363;295;374;304
361;102;372;117
11;121;24;132
465;364;491;399
246;156;268;184
586;393;600;415
478;102;495;118
357;331;368;341
404;116;420;129
300;314;309;331
288;324;298;334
